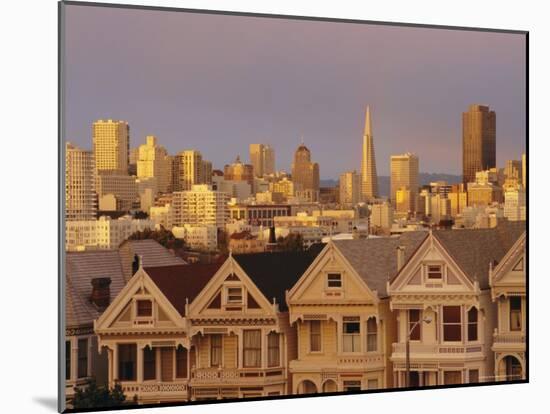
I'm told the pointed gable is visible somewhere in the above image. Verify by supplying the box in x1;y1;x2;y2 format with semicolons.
334;232;428;297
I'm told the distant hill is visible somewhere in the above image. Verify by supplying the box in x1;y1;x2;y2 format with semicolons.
320;173;462;198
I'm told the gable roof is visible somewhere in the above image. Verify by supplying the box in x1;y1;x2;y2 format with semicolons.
65;250;127;329
233;251;321;311
145;262;224;316
432;220;525;289
333;232;429;298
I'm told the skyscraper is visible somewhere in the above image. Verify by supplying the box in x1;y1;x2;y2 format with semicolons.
172;150;203;191
339;171;361;207
92;119;129;175
263;145;275;175
249;144;276;177
462;104;496;184
291;141;320;202
361;106;379;201
390;153;419;213
137;135;172;193
65;142;97;221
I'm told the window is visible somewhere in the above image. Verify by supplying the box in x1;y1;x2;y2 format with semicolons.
443;306;462;342
118;344;137;381
310;320;321;352
137;300;152;317
367;379;378;389
510;297;522;331
443;371;462;385
343;317;361;352
469;369;479;383
143;346;156;380
268;332;280;367
66;341;71;380
427;264;442;280
176;347;188;378
327;273;342;288
227;287;243;304
343;381;362;391
77;338;88;378
243;330;261;367
366;318;378;352
467;308;478;341
409;310;421;341
210;335;222;367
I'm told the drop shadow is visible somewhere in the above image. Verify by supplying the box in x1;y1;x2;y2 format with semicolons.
33;396;58;412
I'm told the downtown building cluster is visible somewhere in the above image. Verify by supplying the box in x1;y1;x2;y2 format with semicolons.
65;104;526;405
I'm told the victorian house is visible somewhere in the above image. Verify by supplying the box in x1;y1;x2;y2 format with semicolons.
65;242;185;403
388;222;525;387
489;231;526;381
286;233;426;394
94;251;319;403
186;251;317;400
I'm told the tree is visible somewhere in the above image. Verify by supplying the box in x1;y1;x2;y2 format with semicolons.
72;379;127;409
276;232;305;252
126;227;185;250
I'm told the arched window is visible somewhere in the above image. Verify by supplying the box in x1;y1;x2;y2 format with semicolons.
366;318;377;352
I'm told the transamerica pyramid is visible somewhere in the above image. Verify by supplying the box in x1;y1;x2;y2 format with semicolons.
361;106;379;200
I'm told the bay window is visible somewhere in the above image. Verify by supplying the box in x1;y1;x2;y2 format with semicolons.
443;306;462;342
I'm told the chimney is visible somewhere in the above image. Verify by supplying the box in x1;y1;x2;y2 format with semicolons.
90;277;112;309
132;254;141;276
396;246;405;272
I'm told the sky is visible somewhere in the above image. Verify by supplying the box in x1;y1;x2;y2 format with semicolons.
63;4;526;178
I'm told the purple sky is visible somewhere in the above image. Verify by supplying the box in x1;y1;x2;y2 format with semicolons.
63;4;526;178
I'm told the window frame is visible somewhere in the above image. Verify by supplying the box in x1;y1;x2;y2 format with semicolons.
467;307;478;342
309;320;322;353
66;340;71;381
326;272;343;289
408;309;421;341
366;318;378;352
77;338;88;379
210;334;223;367
267;332;280;367
242;329;262;368
143;346;156;381
509;296;522;332
342;316;361;353
225;285;243;305
442;305;462;342
175;346;188;379
118;343;137;381
136;299;153;318
426;264;443;280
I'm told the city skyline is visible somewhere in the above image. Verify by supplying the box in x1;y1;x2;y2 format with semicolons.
64;5;526;178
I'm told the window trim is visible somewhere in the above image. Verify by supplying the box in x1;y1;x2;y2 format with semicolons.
342;316;361;353
77;337;89;379
442;305;462;343
467;307;479;342
408;309;422;341
267;332;280;367
242;329;262;368
309;320;322;353
366;317;378;352
209;334;223;368
326;272;343;289
426;264;443;280
509;296;522;332
224;285;244;306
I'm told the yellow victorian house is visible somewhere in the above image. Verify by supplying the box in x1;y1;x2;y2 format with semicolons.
186;251;318;400
388;222;525;387
286;233;426;394
489;231;526;381
94;261;223;404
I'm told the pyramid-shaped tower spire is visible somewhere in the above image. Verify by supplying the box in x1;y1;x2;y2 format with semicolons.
361;105;379;200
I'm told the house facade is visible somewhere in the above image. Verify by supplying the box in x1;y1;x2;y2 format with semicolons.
286;233;426;394
388;222;525;387
489;232;526;381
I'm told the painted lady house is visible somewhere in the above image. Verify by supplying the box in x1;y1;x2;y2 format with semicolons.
186;251;317;400
65;240;185;403
93;250;319;403
489;231;526;381
387;222;525;387
286;233;426;394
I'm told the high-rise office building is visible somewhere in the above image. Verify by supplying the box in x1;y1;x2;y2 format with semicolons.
137;135;172;193
361;106;379;201
462;104;496;184
390;153;419;212
249;144;276;177
339;171;361;206
202;160;213;185
172;150;203;191
92;119;129;175
65;143;97;221
171;185;230;230
291;141;320;202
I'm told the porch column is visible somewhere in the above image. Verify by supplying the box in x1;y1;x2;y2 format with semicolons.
261;329;267;369
71;338;78;381
107;348;113;386
155;348;161;381
113;345;119;382
137;345;144;383
237;330;243;369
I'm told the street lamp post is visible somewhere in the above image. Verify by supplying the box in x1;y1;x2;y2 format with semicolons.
405;315;432;388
